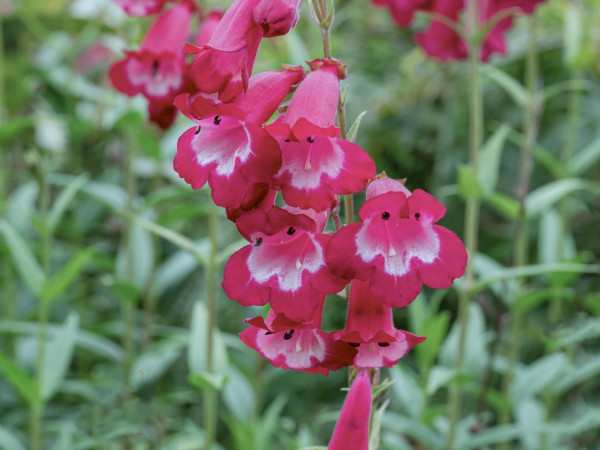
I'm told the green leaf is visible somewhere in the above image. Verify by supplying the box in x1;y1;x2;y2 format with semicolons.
222;366;255;420
0;425;27;450
526;178;600;217
486;192;520;219
478;124;511;196
347;110;367;143
41;312;79;401
563;1;584;68
0;220;45;297
554;357;600;395
188;372;228;392
130;339;186;390
481;65;527;107
457;165;483;200
389;366;423;419
0;351;40;405
513;287;574;313
510;353;568;402
369;399;389;450
416;311;450;373
47;174;88;232
515;398;545;449
188;301;229;376
106;278;141;304
41;249;95;303
569;134;600;176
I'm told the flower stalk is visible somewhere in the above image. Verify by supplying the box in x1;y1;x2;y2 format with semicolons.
446;0;483;448
203;200;219;450
499;17;540;442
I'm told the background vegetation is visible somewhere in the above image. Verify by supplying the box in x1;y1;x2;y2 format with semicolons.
1;0;599;448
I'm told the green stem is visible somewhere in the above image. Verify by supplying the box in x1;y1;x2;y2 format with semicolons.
498;18;540;447
203;201;219;450
550;69;582;322
30;151;52;450
0;16;15;359
122;135;137;398
446;1;482;448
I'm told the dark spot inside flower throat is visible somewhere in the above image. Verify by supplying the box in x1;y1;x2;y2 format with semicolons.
415;212;421;221
307;137;314;143
265;331;273;335
349;342;360;347
378;342;390;347
151;60;159;76
254;237;263;247
287;226;295;235
381;211;390;220
195;126;202;135
283;329;294;340
214;116;221;125
284;139;291;142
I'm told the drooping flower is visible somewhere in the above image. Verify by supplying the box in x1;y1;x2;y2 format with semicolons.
240;301;357;375
174;66;304;209
109;2;192;128
327;176;467;308
184;0;264;102
371;0;433;27
113;0;169;16
374;0;545;61
334;279;424;368
328;369;372;450
267;59;376;212
222;206;347;323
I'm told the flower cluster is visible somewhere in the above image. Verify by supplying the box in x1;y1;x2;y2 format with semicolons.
372;0;546;61
111;0;468;446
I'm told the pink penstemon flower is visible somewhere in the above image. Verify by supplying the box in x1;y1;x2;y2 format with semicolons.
327;176;468;308
334;279;425;368
240;301;357;375
173;66;305;209
109;2;193;128
267;58;376;212
222;206;347;323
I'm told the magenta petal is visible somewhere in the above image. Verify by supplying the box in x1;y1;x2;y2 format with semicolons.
140;3;192;54
174;127;210;189
328;370;371;450
240;325;356;375
222;246;270;307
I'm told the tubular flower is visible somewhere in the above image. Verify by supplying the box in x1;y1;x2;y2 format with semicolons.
184;0;264;102
327;177;467;308
109;2;192;128
328;369;372;450
113;0;169;16
240;302;357;375
334;279;425;368
371;0;434;27
267;59;376;212
222;207;347;323
414;0;546;61
174;66;305;209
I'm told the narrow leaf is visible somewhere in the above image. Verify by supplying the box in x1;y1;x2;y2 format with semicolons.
41;312;79;401
457;165;483;200
0;351;40;405
481;65;527;106
47;174;88;232
0;220;45;296
569;134;600;175
526;178;600;217
41;249;95;303
478;124;511;196
347;111;367;143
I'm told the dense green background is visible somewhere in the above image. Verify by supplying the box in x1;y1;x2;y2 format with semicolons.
1;0;599;448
